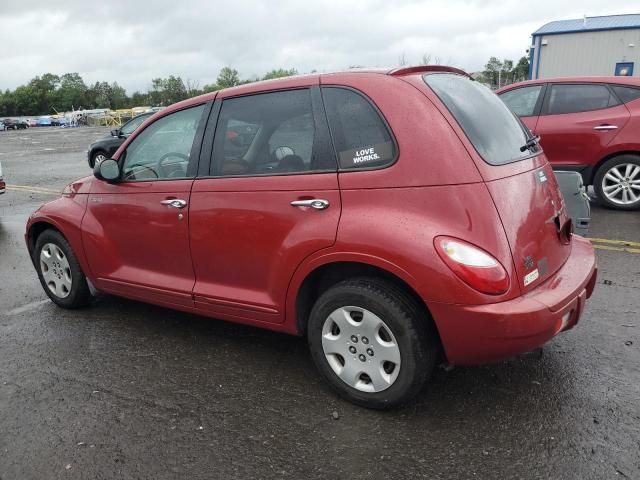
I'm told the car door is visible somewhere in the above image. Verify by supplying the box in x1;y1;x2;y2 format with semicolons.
498;83;546;133
534;83;630;169
83;102;211;309
189;86;340;324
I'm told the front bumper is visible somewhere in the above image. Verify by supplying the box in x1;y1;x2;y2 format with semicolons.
430;235;597;365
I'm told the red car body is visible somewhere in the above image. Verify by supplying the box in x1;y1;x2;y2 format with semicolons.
497;77;640;209
26;67;596;368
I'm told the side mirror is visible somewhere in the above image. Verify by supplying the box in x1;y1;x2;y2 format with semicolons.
110;129;119;137
93;158;120;182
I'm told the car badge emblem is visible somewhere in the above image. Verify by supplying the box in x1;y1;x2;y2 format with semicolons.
537;171;548;183
523;255;535;269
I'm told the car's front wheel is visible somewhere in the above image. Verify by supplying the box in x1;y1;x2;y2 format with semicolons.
34;229;91;309
90;150;108;168
594;155;640;210
307;278;439;409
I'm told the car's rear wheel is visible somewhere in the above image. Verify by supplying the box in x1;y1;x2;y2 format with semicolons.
307;277;439;409
90;150;108;168
594;155;640;210
34;229;91;309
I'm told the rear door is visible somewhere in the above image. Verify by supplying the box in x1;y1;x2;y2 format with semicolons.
189;86;340;324
423;73;572;294
535;83;630;168
498;83;546;133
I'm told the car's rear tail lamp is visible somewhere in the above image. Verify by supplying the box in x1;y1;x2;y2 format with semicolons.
435;236;510;295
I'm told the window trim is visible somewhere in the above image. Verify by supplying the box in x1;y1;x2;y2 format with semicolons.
200;86;338;179
117;101;213;183
499;83;547;117
541;82;621;116
320;85;399;173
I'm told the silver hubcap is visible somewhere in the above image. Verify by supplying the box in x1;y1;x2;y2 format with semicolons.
602;163;640;205
40;243;72;298
321;306;401;393
95;154;106;165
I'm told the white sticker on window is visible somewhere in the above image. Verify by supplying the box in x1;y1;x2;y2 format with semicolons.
524;269;539;287
338;142;393;168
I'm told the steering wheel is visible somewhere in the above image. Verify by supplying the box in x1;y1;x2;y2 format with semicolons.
157;152;189;178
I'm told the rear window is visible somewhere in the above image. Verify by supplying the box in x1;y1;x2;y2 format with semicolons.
546;84;619;114
424;73;533;165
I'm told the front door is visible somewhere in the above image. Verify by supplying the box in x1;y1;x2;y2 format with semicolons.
83;103;209;309
535;83;630;168
189;87;341;324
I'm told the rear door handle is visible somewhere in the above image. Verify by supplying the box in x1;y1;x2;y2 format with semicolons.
593;125;618;131
290;199;330;210
160;199;188;209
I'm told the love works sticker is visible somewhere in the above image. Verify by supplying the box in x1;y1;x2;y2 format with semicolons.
338;142;393;168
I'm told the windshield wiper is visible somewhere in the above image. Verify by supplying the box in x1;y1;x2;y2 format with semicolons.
520;135;540;152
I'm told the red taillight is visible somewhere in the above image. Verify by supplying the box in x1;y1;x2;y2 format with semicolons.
434;236;510;295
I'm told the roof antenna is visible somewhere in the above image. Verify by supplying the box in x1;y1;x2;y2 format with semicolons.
583;14;587;27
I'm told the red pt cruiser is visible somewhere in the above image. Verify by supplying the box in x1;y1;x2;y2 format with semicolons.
26;67;597;408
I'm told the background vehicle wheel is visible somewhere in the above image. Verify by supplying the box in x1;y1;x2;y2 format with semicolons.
594;155;640;210
307;277;439;409
34;229;91;309
90;150;108;168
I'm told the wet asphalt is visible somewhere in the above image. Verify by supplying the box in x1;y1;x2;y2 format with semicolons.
0;127;638;480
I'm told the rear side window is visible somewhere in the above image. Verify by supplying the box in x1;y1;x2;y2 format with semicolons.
322;87;396;169
546;84;619;114
212;89;335;176
611;85;640;104
424;73;533;166
499;85;543;117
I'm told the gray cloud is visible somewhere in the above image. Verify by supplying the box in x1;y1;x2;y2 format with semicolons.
0;0;637;92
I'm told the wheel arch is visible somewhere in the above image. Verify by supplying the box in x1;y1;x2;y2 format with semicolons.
590;150;640;184
289;256;441;345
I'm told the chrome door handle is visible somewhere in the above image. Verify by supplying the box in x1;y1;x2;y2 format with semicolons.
290;199;330;210
594;125;618;131
160;199;187;209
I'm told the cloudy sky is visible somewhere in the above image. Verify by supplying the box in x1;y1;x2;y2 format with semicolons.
0;0;638;93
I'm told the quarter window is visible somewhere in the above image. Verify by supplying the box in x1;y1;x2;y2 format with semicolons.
121;104;204;181
611;85;640;104
499;85;543;117
546;84;619;115
322;87;396;169
212;89;334;176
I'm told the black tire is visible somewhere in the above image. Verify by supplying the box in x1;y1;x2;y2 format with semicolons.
89;150;108;169
34;229;91;309
593;155;640;210
307;277;439;409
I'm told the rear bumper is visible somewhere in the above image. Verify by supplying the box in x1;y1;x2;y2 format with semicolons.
430;236;597;365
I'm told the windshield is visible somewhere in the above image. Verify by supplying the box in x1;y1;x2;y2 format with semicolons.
121;114;150;135
423;73;535;165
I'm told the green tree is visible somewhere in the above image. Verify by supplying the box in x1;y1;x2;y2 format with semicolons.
56;73;87;111
262;68;298;80
513;56;529;82
483;56;503;87
216;67;241;89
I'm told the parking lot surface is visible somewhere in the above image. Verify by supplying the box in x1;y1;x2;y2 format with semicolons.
1;127;639;479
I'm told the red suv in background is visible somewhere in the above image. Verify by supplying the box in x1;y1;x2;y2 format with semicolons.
26;67;597;408
497;77;640;210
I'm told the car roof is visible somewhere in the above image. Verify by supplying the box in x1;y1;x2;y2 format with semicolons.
159;65;469;116
497;76;640;92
